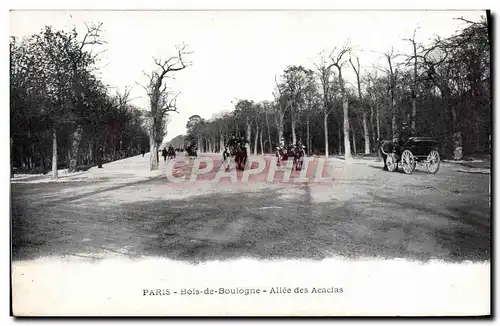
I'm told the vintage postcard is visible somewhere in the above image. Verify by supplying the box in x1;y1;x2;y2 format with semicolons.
9;8;491;316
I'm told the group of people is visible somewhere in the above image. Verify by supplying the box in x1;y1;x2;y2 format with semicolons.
161;146;176;161
277;139;306;156
225;135;249;155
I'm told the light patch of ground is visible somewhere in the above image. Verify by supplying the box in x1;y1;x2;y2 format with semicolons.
456;168;490;174
12;257;490;316
276;186;306;200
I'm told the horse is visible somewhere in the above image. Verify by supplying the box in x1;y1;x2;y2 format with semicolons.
222;146;236;171
275;146;290;169
186;145;198;158
377;138;395;171
292;145;306;171
234;144;248;171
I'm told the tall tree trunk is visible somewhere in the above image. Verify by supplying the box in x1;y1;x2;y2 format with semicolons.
89;143;93;165
390;94;398;142
376;103;381;140
350;56;369;155
451;104;462;160
68;125;83;173
254;125;259;155
265;110;272;153
343;99;352;160
276;113;284;146
306;117;310;155
324;114;329;158
246;119;252;156
149;135;159;170
103;138;107;161
259;129;264;155
350;124;358;155
291;116;297;145
363;111;370;154
51;128;58;180
27;130;33;170
338;127;342;155
370;105;376;150
10;137;13;177
411;38;418;135
351;120;357;155
432;77;458;159
219;133;225;153
411;97;417;134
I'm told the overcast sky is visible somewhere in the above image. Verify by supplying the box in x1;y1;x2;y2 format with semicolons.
10;10;485;142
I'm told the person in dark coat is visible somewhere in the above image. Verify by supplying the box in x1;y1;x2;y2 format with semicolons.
162;147;168;161
141;149;145;157
398;122;411;146
226;135;237;152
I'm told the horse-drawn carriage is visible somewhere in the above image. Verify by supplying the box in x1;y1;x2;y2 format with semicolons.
223;139;248;171
379;137;441;174
276;144;306;171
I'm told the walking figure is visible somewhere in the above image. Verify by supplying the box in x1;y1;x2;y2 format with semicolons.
141;149;145;157
162;147;168;161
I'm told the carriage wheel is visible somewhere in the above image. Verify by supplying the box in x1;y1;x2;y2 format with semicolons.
426;150;440;174
401;150;415;174
386;154;397;172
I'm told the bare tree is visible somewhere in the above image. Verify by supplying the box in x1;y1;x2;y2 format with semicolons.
233;99;254;156
253;104;261;155
139;44;192;170
403;28;423;134
374;47;401;142
330;43;352;160
314;51;336;158
281;66;313;145
273;76;290;145
349;53;370;154
364;73;376;150
303;84;319;155
68;22;107;174
262;101;274;153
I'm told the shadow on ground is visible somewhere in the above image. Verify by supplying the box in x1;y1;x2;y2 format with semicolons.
12;184;490;264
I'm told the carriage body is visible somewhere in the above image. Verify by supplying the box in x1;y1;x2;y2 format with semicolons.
380;137;440;174
402;137;439;159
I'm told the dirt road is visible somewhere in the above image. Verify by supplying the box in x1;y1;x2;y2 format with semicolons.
11;153;491;263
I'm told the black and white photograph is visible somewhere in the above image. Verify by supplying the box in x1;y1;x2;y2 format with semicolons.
9;6;491;316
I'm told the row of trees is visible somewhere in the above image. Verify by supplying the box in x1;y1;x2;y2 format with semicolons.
10;22;193;175
10;24;153;178
182;16;490;160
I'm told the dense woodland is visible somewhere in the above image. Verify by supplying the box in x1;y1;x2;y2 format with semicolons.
10;23;189;176
10;15;491;178
179;16;491;160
